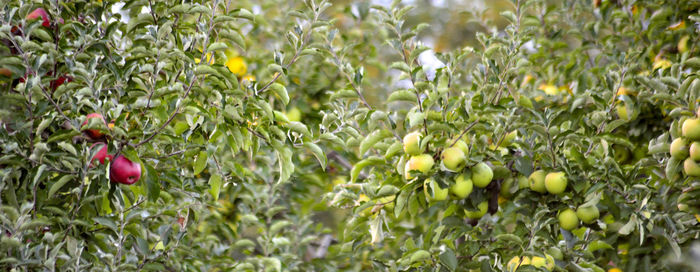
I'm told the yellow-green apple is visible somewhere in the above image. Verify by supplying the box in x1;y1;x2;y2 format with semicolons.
81;113;107;140
404;154;434;179
689;142;700;161
441;146;466;171
471;162;493;188
529;170;547;193
683;118;700;140
110;155;141;185
576;205;600;224
424;178;448;202
89;143;112;167
465;201;488;219
544;171;567;194
558;208;579;231
453;139;469;155
450;173;473;199
670;138;689;159
517;175;529;189
403;132;422;155
683;158;700;177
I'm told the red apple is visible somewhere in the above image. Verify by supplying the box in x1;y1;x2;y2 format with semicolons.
90;143;113;167
27;8;50;28
110;155;141;185
81;113;107;139
50;75;71;90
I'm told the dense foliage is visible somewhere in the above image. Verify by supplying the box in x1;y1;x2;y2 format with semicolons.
1;0;699;271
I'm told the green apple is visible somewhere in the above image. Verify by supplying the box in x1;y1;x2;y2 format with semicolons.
500;130;517;147
683;158;700;177
286;107;302;122
689;141;700;161
517;175;529;189
558;208;579;231
424;178;448;202
453;139;469;155
500;177;515;198
529;170;547;193
544;172;567;194
465;201;488;219
471;162;493;188
403;132;422;155
670;138;689;160
441;146;466;171
613;145;630;163
404;154;434;179
576;205;600;224
682;118;700;140
450;173;473;199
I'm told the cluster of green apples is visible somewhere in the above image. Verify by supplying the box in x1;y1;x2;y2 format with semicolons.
526;169;600;230
669;110;700;178
402;131;494;219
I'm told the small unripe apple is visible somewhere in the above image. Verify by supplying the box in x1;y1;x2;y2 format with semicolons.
81;113;107;140
544;171;567;194
27;8;50;28
690;142;700;161
576;205;600;224
441;146;466;171
613;144;630;163
465;201;488;219
517;175;529;189
683;158;700;177
500;177;515;198
500;130;517;147
110;155;141;185
424;178;448;202
529;170;547;193
450;173;473;199
682;118;700;140
286;107;302;122
471;162;493;188
670;138;689;159
404;154;434;179
90;143;113;167
403;132;422;155
453;140;469;155
558;208;579;231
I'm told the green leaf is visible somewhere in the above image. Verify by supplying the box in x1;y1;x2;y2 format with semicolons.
208;174;222;201
350;156;384;182
48;175;75;199
303;142;326;170
387;90;416;103
269;83;290;105
193;151;208;175
359;129;392;156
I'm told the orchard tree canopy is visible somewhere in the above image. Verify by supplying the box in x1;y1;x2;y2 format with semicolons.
1;0;700;271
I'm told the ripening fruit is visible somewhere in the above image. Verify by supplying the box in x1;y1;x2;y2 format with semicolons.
544;172;567;194
529;170;547;193
81;113;108;140
90;143;113;167
576;205;600;224
225;56;247;76
471;162;493;188
404;154;434;179
689;142;700;161
450;173;473;199
403;132;422;155
27;8;50;28
682;118;700;141
441;147;466;171
110;155;142;185
453;139;469;155
670;138;690;159
465;201;488;219
558;208;579;231
683;158;700;177
424;178;448;202
286;107;302;122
